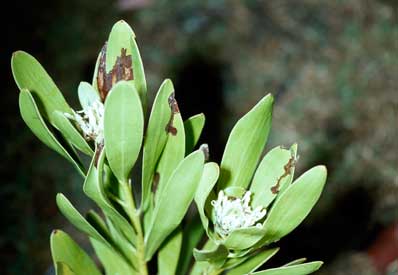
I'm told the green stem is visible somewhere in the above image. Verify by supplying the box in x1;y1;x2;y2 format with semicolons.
121;180;148;275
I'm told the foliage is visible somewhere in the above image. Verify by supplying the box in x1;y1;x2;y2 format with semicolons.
12;21;327;275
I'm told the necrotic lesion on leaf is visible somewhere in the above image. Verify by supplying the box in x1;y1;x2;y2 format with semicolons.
270;154;297;194
151;172;160;194
96;43;134;102
165;92;180;136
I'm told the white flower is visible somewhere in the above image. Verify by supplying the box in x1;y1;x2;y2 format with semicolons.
65;100;104;144
211;190;266;238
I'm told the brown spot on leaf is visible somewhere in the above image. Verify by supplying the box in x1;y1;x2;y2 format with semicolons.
270;155;297;194
165;92;180;135
97;43;134;102
94;142;104;168
152;172;160;194
168;92;180;113
167;125;178;136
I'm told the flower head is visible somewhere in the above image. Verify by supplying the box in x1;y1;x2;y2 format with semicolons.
211;190;267;238
65;100;104;144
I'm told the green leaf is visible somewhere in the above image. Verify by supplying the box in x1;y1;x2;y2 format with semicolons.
153;110;185;204
283;258;307;266
106;20;146;107
279;143;298;195
56;193;110;244
158;227;183;275
252;261;323;275
250;144;297;209
12;51;71;122
193;244;228;262
177;217;205;275
86;210;110;237
218;94;273;190
90;238;137;275
145;150;205;260
104;81;144;183
257;166;327;246
194;162;219;234
50;230;101;275
106;20;135;70
78;82;100;109
226;248;279;275
184;113;205;153
52;111;93;155
19;89;84;176
83;147;137;246
141;79;175;209
56;262;75;275
92;51;101;92
224;186;247;197
190;240;217;275
223;226;266;250
105;218;139;269
56;194;133;266
130;30;147;109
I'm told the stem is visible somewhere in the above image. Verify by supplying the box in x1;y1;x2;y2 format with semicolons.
121;180;148;275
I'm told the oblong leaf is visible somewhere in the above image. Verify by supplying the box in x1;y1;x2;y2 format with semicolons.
56;194;133;267
104;81;144;182
145;151;205;260
12;51;71;122
19;89;84;176
176;217;205;275
92;51;101;92
252;261;323;275
105;218;139;270
250;144;297;209
83;147;137;246
50;230;101;275
78;82;100;110
258;166;327;246
130;30;147;109
190;240;224;275
141;79;175;209
223;226;266;250
52;111;93;155
105;20;146;107
184;113;205;154
153;110;185;204
193;244;228;262
56;193;110;244
90;238;137;275
219;94;273;190
158;228;183;275
194;162;219;234
284;258;307;266
226;248;279;275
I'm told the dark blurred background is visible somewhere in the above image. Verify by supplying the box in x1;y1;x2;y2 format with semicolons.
1;0;397;274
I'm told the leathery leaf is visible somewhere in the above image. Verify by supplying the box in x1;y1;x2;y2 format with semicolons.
251;261;323;275
104;81;144;183
50;230;101;275
141;79;175;209
19;89;84;176
250;144;297;209
257;166;327;246
12;51;72;123
145;150;204;260
184;113;205;154
218;94;273;190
